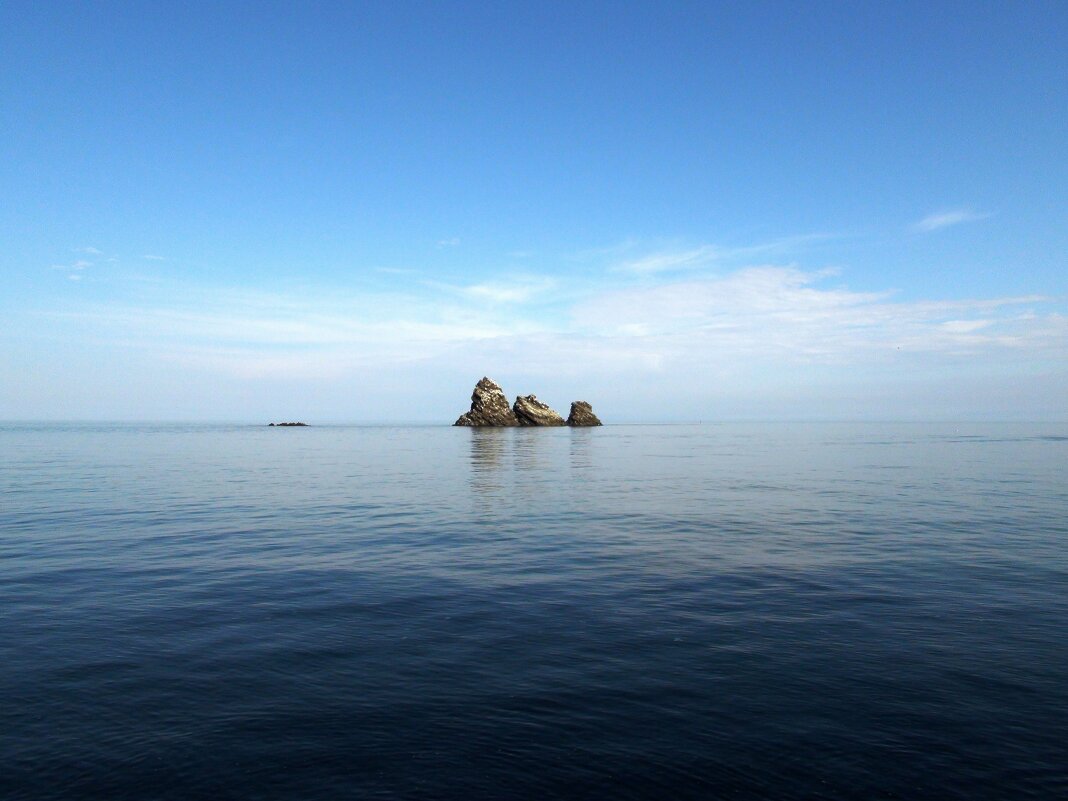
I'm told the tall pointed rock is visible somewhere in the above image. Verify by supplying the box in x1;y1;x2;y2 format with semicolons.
453;377;520;426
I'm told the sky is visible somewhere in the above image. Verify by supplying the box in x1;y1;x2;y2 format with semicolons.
1;0;1066;422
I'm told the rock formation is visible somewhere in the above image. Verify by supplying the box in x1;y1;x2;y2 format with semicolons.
453;377;520;426
566;401;602;427
453;378;603;427
513;394;566;426
268;422;308;426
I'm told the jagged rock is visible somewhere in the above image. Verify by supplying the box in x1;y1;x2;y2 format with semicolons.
566;401;602;427
513;394;566;426
453;378;604;427
454;377;520;426
269;422;307;426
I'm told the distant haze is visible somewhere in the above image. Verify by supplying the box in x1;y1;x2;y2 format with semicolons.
1;3;1065;421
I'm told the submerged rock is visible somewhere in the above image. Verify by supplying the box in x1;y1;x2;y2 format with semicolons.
454;377;520;426
513;394;566;427
566;401;602;427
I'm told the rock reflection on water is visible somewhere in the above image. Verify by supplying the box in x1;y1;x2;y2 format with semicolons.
512;428;547;473
569;427;593;471
468;427;553;505
468;428;597;514
468;428;507;497
512;428;557;503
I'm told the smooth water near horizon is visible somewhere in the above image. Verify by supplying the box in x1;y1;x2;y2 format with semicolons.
2;422;1067;799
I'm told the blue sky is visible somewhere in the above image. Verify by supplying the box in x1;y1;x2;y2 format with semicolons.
2;1;1066;421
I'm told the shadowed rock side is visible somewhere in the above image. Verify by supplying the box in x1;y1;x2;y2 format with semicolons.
454;377;520;426
566;401;602;427
513;394;566;426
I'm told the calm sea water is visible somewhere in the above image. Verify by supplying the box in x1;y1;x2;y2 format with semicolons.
2;422;1066;800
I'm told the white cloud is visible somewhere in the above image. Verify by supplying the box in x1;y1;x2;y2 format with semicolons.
51;259;93;272
914;208;991;232
940;319;993;334
610;234;838;275
44;281;539;380
569;267;1056;367
40;267;1064;388
436;237;461;248
614;245;720;274
143;254;166;261
462;277;556;304
77;246;103;255
18;262;1067;420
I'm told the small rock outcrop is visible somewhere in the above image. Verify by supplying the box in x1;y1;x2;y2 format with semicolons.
566;401;602;427
269;422;308;426
454;377;520;426
513;395;566;426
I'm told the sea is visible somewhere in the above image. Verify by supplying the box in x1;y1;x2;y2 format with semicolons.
2;422;1066;800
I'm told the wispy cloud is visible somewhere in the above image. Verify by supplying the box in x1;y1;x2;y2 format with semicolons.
143;254;166;261
462;277;557;304
421;274;561;305
610;233;838;275
51;259;93;272
436;237;461;248
38;266;1064;387
615;245;720;274
16;238;1067;420
914;208;991;232
76;246;104;255
571;267;1053;364
45;284;531;379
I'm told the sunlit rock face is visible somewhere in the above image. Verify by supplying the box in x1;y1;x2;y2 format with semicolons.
513;394;566;427
566;401;602;427
453;377;520;426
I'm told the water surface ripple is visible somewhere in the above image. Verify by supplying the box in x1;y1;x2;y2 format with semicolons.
2;423;1067;799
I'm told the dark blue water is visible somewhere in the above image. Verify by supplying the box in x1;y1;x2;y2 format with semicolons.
2;423;1067;799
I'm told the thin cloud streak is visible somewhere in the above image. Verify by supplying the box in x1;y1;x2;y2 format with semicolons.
462;277;557;304
611;233;839;274
615;245;720;274
51;259;93;272
421;275;560;305
914;209;991;232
